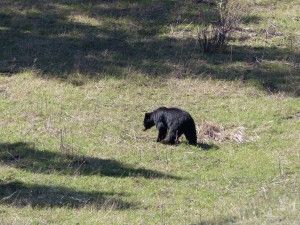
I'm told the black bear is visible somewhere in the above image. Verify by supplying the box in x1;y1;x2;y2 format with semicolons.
143;107;197;145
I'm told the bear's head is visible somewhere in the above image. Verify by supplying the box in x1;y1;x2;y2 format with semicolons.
143;112;155;131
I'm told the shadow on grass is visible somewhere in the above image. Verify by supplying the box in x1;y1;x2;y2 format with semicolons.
0;0;180;78
171;141;218;150
0;0;299;94
157;139;218;150
197;142;219;151
242;14;262;25
0;180;134;209
192;216;239;225
0;142;180;179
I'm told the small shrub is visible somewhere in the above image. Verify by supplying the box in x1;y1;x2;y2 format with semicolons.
198;0;245;53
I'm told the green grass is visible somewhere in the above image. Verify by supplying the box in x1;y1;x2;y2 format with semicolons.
1;0;300;224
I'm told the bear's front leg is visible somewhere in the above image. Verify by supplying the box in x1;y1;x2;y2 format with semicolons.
156;123;167;142
167;130;177;145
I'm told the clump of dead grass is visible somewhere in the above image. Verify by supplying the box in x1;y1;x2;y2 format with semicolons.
197;122;246;144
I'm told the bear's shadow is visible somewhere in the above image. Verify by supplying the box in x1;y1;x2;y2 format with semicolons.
196;142;219;150
160;140;219;150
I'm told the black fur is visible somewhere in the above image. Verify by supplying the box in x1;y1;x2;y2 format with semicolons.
143;107;197;145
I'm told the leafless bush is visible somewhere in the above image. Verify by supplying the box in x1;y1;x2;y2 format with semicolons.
198;0;244;53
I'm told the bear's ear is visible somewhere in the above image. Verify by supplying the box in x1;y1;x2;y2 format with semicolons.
145;113;150;118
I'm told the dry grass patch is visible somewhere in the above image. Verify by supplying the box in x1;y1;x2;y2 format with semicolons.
197;123;247;144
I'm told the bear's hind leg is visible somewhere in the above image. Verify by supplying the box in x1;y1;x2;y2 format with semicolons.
184;130;197;146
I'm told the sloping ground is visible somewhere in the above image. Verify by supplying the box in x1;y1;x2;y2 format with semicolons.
0;0;299;94
0;0;299;224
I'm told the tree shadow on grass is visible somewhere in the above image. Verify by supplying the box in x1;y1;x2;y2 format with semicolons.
0;180;134;209
0;1;299;94
183;39;300;95
0;0;182;78
0;142;180;179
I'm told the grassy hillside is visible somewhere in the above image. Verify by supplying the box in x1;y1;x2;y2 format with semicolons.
0;0;299;224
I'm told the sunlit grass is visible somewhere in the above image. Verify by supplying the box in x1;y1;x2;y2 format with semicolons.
0;0;300;224
1;70;300;224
